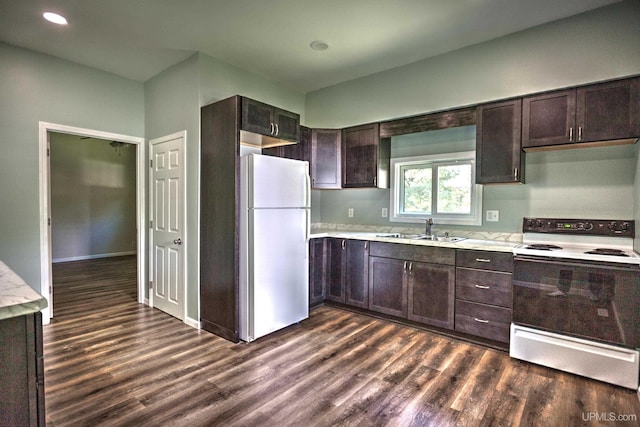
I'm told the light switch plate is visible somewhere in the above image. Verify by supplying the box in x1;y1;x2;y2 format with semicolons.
486;210;499;222
381;208;388;218
348;208;354;218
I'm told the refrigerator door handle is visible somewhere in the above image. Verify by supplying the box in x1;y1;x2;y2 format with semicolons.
304;171;311;208
304;171;311;241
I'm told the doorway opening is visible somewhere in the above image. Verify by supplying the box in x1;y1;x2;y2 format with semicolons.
39;122;146;324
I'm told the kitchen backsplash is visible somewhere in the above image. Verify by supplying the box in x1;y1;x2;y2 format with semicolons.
311;223;522;243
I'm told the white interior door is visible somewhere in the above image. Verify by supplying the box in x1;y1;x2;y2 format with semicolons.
150;132;186;320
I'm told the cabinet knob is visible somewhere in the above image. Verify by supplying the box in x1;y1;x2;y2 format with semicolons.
578;126;583;141
569;127;574;141
475;284;490;289
474;318;490;324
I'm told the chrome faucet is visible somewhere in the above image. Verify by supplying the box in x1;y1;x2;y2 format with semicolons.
425;218;433;236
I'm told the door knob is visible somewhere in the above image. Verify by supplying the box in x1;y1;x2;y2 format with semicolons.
173;238;182;245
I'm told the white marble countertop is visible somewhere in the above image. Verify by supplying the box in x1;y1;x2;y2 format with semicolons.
309;231;520;253
0;260;48;321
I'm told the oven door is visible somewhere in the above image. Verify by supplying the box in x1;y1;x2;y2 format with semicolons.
513;256;640;348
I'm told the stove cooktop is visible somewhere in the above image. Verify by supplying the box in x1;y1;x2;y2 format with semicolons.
514;235;640;265
516;218;640;265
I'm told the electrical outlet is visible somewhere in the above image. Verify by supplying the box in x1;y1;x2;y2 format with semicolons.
348;208;354;218
381;208;388;218
486;210;499;222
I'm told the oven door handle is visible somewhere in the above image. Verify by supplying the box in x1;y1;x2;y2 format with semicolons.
514;255;640;272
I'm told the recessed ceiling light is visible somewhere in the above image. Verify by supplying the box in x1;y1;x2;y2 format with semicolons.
309;40;329;51
43;12;68;25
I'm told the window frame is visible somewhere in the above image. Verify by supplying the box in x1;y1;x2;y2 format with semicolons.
390;151;483;226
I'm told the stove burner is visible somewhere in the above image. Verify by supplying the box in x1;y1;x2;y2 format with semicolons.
526;244;562;251
585;248;629;257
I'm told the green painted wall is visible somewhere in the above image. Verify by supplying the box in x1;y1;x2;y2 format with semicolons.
144;54;201;317
144;52;305;322
317;144;637;233
50;133;137;262
308;0;640;233
0;42;144;297
305;1;640;128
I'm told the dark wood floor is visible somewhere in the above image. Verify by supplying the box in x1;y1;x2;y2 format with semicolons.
44;256;640;426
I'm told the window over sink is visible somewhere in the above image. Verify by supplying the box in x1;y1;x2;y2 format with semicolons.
390;151;482;225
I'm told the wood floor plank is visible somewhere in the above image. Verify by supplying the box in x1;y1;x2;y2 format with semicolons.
44;256;640;426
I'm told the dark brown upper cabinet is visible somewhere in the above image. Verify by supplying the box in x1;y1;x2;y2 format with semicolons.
241;97;300;142
311;128;342;189
262;126;311;163
523;77;640;150
577;78;640;142
476;99;524;184
342;123;390;188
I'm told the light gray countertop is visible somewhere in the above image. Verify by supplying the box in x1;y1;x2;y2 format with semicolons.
0;260;48;320
309;231;520;253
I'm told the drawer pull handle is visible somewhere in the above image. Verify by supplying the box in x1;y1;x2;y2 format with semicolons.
475;258;491;263
474;318;490;324
475;284;490;289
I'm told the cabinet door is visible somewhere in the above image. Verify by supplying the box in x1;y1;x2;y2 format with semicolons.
311;129;342;189
345;240;369;308
342;123;380;188
241;98;274;136
273;108;300;142
309;239;326;307
522;89;576;148
326;238;346;302
262;146;283;157
368;256;407;318
577;78;640;142
280;125;311;162
476;99;524;184
408;262;455;329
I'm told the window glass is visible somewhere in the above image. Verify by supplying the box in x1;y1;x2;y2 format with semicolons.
390;151;482;226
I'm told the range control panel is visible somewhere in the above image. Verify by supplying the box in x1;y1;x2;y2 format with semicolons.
523;218;635;238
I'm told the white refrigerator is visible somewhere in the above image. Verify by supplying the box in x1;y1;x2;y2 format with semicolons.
239;153;310;342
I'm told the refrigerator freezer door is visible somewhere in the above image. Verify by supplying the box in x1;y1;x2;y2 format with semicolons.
240;208;309;342
245;154;309;209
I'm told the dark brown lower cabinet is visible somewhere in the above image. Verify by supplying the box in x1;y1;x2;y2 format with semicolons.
325;238;369;307
454;300;512;343
345;240;369;308
0;312;45;426
368;256;407;318
407;262;455;329
309;238;326;307
368;242;455;325
455;249;513;344
326;238;346;303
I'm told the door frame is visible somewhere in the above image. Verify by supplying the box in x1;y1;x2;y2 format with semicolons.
148;131;187;318
39;122;146;324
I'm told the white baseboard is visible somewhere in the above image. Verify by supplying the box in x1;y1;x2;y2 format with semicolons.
52;251;136;263
184;315;200;329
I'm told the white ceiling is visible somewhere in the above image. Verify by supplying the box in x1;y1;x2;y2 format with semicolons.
0;0;622;93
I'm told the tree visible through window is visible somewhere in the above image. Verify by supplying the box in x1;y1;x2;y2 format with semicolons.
391;152;482;225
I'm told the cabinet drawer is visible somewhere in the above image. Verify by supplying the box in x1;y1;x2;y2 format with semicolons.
455;300;512;343
456;268;512;308
370;242;455;265
456;250;513;272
